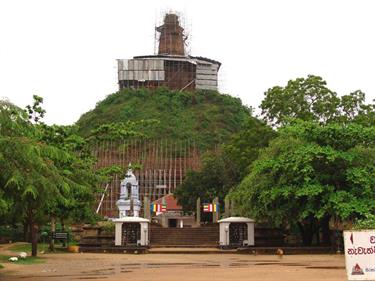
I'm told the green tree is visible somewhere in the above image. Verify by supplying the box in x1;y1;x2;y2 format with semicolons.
76;88;253;149
175;118;275;211
87;120;159;142
1;100;71;255
261;75;375;126
222;118;276;182
0;97;107;256
229;121;375;245
339;90;375;126
175;153;228;211
353;214;375;230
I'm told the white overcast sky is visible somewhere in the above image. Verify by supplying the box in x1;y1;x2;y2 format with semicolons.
1;0;374;125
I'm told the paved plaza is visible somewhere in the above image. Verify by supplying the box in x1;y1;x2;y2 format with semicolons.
1;251;347;281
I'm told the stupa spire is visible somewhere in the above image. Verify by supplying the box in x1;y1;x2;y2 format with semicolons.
156;13;185;56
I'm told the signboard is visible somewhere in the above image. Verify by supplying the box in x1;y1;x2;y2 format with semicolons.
344;230;375;280
52;232;69;240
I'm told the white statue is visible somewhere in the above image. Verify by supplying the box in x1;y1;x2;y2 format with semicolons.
116;164;141;218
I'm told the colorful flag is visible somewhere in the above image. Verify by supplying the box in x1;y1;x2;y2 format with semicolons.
151;203;167;213
203;203;212;212
203;203;219;212
150;204;158;212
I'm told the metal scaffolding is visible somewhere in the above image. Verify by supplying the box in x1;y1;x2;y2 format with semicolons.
93;139;202;217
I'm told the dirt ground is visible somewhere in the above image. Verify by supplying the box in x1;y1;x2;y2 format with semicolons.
0;246;347;281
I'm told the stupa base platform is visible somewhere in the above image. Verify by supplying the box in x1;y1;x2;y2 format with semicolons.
78;245;333;255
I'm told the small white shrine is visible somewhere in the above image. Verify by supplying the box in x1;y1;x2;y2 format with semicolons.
113;166;149;247
218;217;255;248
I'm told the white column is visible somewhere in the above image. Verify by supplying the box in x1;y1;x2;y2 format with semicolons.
219;222;230;246
115;222;122;246
247;222;255;246
140;222;149;246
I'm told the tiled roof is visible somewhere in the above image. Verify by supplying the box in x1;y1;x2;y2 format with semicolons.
152;194;182;210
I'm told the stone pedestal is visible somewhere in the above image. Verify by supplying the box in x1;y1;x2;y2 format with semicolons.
114;217;150;246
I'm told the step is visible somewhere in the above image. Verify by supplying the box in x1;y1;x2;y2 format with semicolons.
151;244;218;246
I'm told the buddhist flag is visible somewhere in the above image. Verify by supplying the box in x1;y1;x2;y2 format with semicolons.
213;203;218;212
151;204;167;213
203;203;213;212
203;203;219;212
150;204;159;212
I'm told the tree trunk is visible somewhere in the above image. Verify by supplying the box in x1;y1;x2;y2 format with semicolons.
49;216;56;252
28;222;33;242
297;219;314;246
31;221;38;257
25;208;33;242
23;221;29;242
316;225;320;246
61;218;65;247
321;216;331;246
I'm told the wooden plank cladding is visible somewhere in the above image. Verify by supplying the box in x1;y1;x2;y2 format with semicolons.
117;56;220;91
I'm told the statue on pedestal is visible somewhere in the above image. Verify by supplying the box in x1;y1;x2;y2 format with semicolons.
114;165;149;247
116;165;141;218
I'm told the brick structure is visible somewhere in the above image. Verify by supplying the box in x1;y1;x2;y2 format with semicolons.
118;13;221;91
157;13;185;56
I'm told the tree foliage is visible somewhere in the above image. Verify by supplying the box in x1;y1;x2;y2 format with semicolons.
0;97;114;256
261;75;375;127
175;118;275;211
229;121;375;245
353;214;375;230
174;153;228;211
88;120;159;142
76;88;253;149
222;118;276;181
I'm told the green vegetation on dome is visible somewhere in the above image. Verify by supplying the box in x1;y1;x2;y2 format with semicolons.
76;88;253;148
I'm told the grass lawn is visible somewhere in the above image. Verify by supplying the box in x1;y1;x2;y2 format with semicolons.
9;243;50;253
0;254;45;265
0;242;68;267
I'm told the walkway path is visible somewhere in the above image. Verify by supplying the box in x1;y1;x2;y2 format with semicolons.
0;248;347;281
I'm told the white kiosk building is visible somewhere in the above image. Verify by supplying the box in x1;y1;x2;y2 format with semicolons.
218;217;255;248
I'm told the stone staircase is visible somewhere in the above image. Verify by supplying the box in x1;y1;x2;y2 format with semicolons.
78;223;285;252
150;224;219;247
